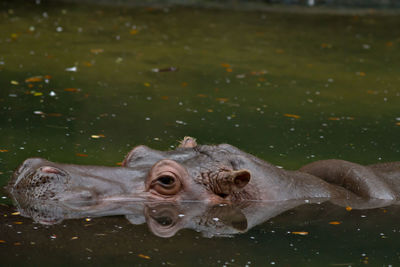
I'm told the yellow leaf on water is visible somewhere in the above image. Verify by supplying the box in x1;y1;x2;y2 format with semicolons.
14;242;21;246
284;114;300;119
197;94;207;98
346;206;352;211
0;240;6;243
207;109;214;112
221;63;231;68
226;68;233;72
90;48;104;54
14;222;23;225
329;221;341;225
91;134;105;139
328;117;340;121
0;149;8;152
292;231;308;235
10;80;19;85
115;162;122;166
138;254;151;259
11;212;20;215
130;29;138;35
216;97;228;103
71;237;79;240
357;72;366;77
64;88;79;92
33;92;43;96
144;82;151;87
396;122;400;126
25;76;43;83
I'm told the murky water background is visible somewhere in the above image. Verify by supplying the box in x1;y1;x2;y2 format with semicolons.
1;0;400;266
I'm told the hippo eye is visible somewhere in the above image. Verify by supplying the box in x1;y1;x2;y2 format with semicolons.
150;173;181;195
157;176;175;187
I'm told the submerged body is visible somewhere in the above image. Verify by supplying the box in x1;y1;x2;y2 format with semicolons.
8;137;400;209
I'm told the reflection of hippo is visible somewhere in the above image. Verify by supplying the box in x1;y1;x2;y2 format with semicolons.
8;137;400;208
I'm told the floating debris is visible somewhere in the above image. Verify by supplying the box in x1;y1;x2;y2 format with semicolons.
138;254;151;260
292;231;309;236
284;114;301;119
151;66;178;72
65;66;77;72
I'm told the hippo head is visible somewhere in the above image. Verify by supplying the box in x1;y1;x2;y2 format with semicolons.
8;137;257;207
121;137;255;203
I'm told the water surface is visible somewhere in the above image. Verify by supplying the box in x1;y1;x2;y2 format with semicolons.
1;1;400;266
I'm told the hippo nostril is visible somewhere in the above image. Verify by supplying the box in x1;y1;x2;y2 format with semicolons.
40;166;62;174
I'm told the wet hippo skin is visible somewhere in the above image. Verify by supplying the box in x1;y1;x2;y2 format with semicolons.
8;137;400;208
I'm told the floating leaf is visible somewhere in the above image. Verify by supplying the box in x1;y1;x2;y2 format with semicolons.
64;88;80;92
115;162;122;166
90;48;104;54
71;237;78;240
44;75;52;79
328;117;340;121
130;29;138;35
329;221;341;225
207;109;213;113
76;153;88;157
196;94;207;98
138;254;151;260
11;212;20;215
47;113;62;117
216;97;228;103
321;43;332;48
161;96;169;100
25;76;43;83
284;114;300;119
292;231;308;235
144;82;151;87
91;134;105;139
33;92;43;96
396;122;400;126
14;222;23;225
83;61;92;67
0;149;8;152
0;240;5;243
14;242;21;246
345;206;352;211
221;63;231;68
356;72;366;77
226;68;233;72
10;80;19;85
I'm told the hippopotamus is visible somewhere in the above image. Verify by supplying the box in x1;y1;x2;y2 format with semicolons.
8;137;400;209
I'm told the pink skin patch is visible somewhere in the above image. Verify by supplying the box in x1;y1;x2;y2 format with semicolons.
40;166;61;174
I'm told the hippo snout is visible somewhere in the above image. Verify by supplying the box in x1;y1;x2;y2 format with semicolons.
9;158;70;201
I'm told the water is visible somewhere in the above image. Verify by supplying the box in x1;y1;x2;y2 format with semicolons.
1;1;400;265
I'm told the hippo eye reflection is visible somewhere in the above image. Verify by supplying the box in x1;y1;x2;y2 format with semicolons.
153;215;174;226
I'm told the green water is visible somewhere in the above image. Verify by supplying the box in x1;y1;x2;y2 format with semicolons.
1;1;400;266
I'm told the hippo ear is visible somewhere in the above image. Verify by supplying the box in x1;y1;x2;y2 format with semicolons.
215;169;251;196
178;136;197;148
